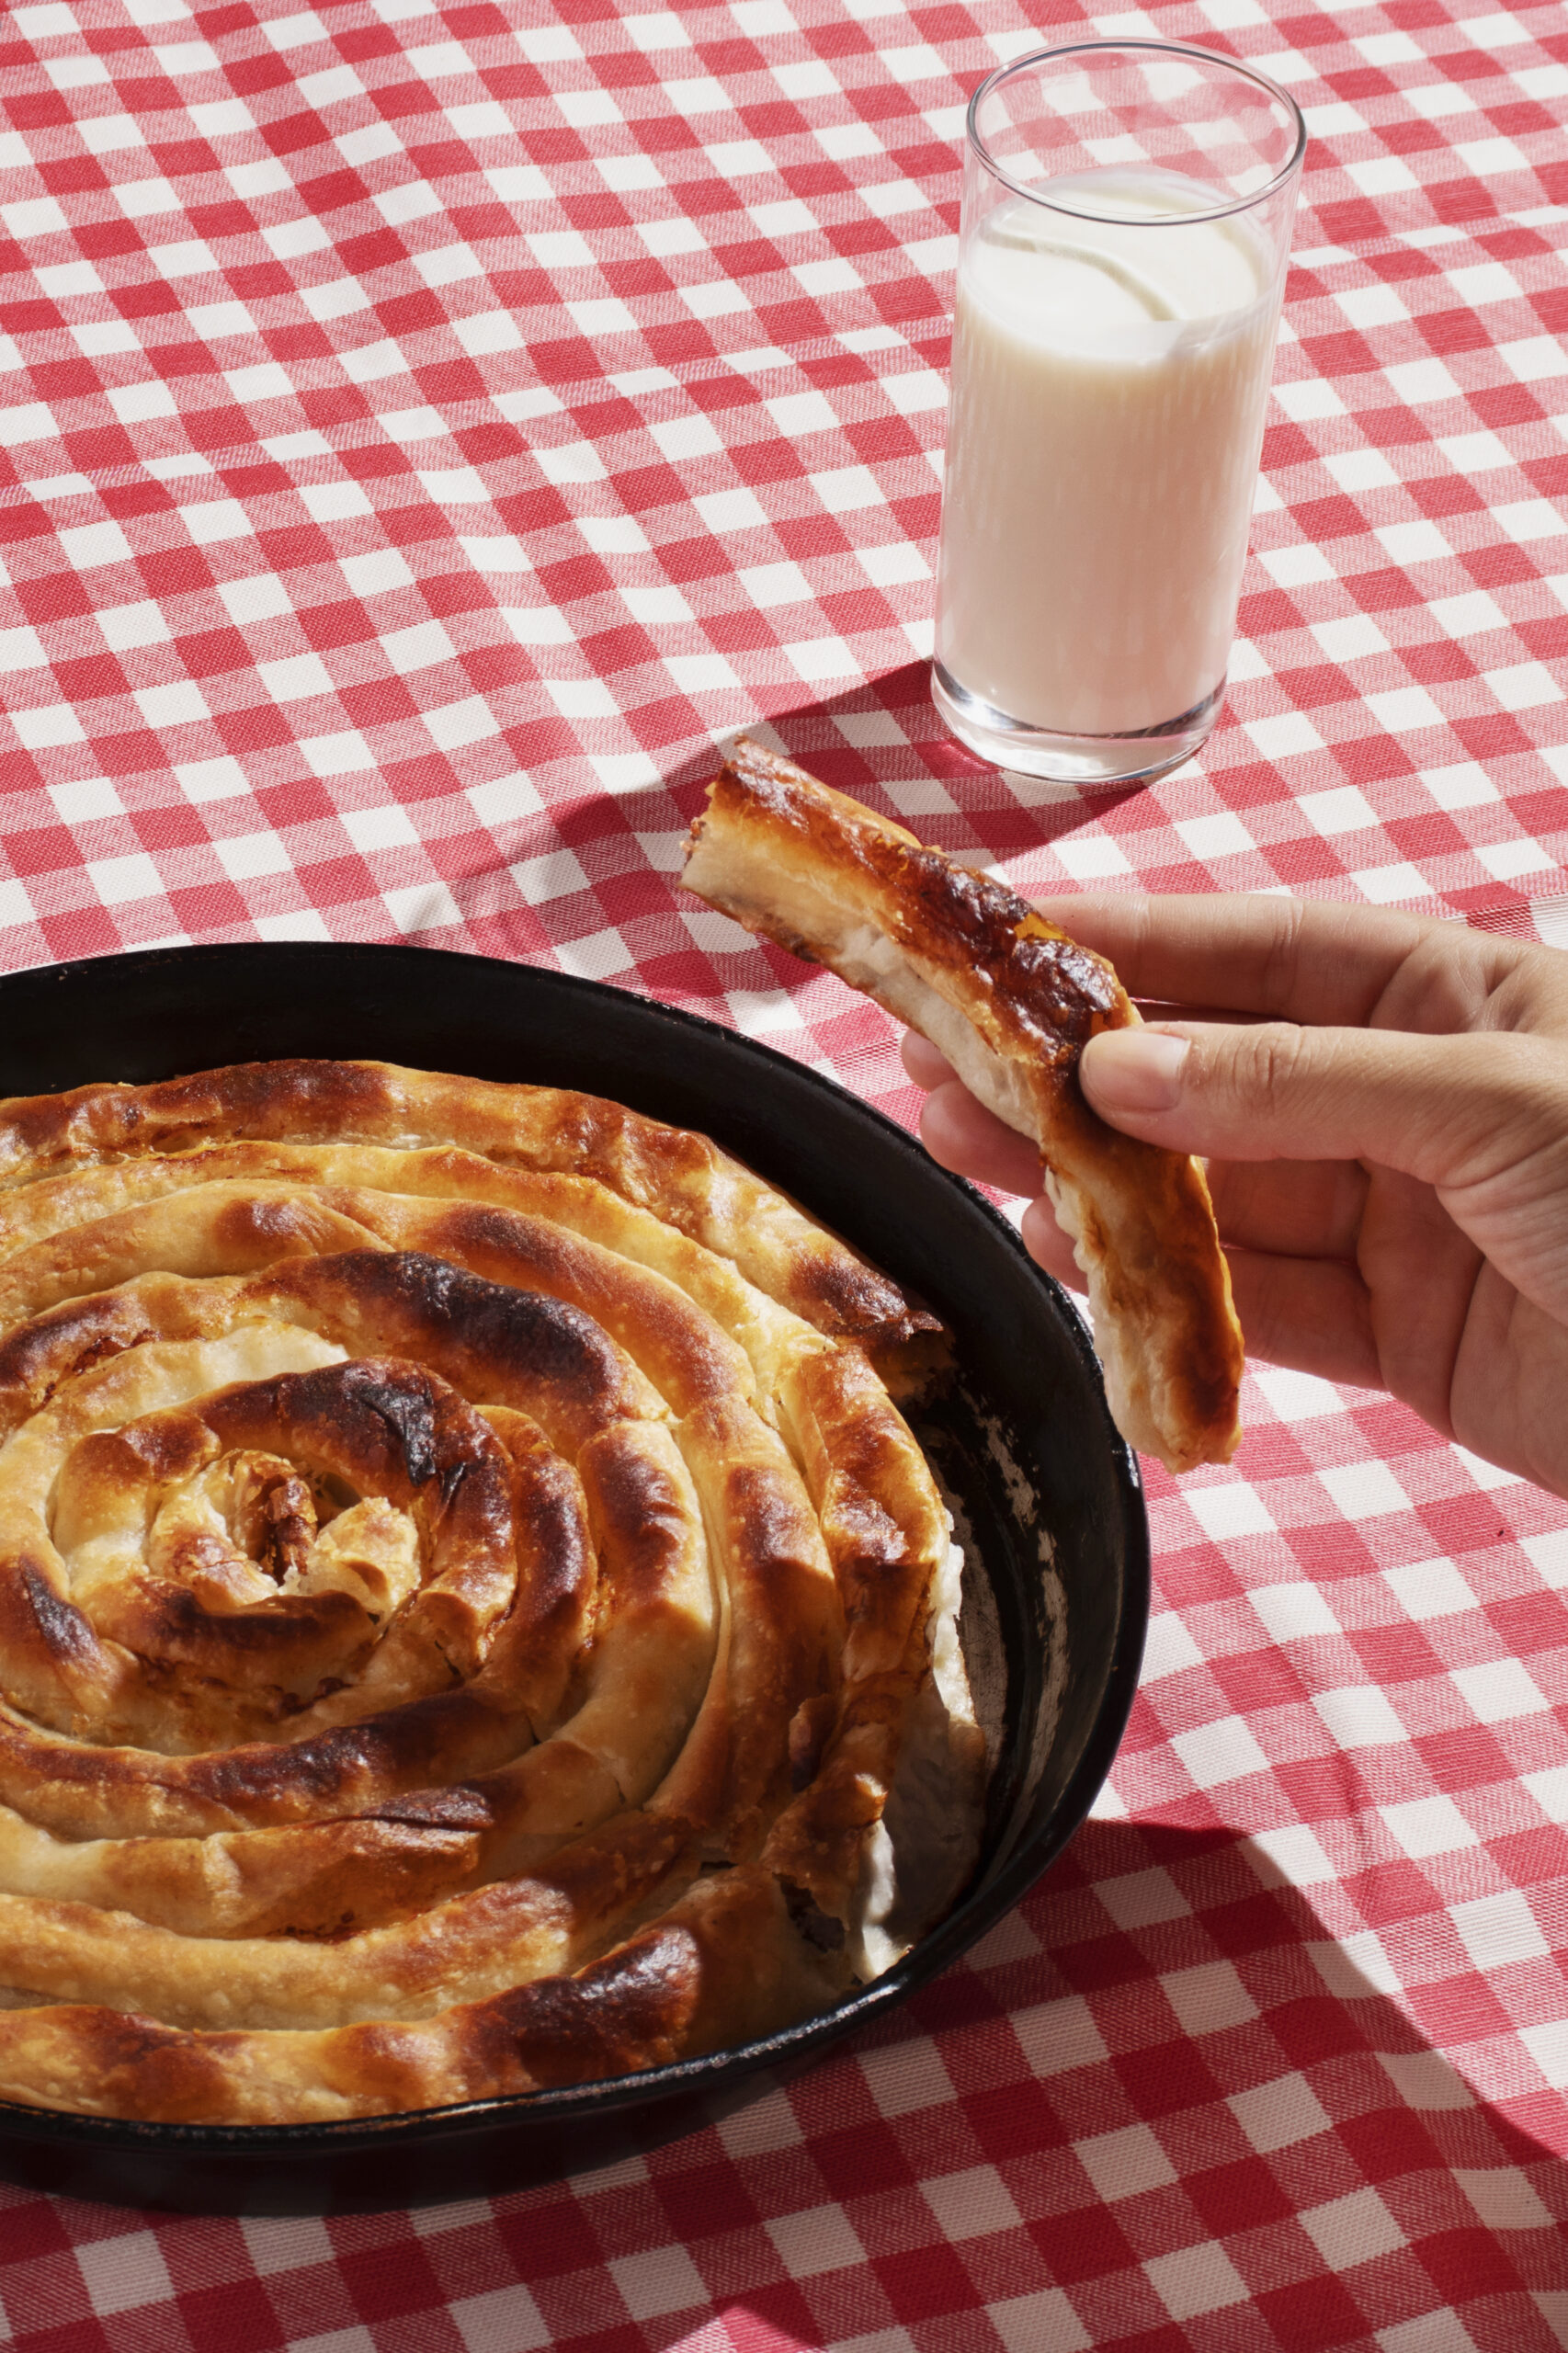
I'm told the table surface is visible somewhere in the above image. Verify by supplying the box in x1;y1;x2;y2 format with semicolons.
1;0;1567;2345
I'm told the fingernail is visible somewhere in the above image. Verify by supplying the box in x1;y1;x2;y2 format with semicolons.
1082;1028;1189;1115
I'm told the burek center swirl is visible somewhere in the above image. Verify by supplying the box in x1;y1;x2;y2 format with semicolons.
0;1060;984;2124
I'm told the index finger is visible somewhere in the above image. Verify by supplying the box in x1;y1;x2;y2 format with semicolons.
1028;892;1468;1027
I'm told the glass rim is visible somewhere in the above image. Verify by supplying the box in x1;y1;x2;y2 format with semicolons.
966;39;1309;226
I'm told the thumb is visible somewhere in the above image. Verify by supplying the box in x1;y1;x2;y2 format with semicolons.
1079;1018;1568;1187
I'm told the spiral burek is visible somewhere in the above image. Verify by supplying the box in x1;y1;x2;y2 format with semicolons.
0;1060;984;2123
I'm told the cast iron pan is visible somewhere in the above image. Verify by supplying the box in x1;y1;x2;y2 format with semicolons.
0;942;1148;2212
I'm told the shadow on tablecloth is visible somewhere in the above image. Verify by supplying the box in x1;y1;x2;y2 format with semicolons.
753;1813;1568;2319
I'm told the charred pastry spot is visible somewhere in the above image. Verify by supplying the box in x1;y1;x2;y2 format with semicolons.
192;1717;436;1819
778;1254;943;1347
287;1250;632;1407
125;1580;366;1661
144;1059;395;1145
348;1370;439;1489
208;1358;463;1502
0;1298;156;1415
17;1562;98;1670
436;1457;472;1518
483;1921;703;2085
727;1464;823;1586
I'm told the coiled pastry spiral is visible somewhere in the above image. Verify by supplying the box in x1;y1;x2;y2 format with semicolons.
0;1060;983;2124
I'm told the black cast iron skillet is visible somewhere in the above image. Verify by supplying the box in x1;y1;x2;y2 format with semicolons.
0;942;1147;2212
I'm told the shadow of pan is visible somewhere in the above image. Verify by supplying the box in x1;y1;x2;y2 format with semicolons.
8;1824;1561;2353
690;1815;1568;2346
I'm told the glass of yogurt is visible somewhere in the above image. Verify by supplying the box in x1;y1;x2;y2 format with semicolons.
934;42;1306;786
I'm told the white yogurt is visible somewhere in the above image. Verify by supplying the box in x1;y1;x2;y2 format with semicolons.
936;171;1281;741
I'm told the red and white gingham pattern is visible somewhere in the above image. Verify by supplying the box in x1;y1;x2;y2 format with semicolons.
2;0;1568;2344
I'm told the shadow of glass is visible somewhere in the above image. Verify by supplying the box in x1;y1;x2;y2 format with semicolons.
427;660;1163;968
710;664;1152;845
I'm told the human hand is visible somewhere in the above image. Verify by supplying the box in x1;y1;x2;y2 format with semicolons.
903;894;1568;1496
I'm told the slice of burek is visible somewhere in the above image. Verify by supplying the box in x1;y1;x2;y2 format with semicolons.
682;738;1243;1473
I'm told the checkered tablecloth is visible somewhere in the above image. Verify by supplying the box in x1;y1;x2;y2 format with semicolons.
2;0;1568;2342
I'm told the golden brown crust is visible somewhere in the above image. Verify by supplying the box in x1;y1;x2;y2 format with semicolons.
0;1056;980;2124
0;1061;943;1388
681;740;1243;1472
0;1869;834;2123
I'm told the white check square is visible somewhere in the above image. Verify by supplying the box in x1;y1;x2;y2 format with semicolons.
1172;1717;1270;1789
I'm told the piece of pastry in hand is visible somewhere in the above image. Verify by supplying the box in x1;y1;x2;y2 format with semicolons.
681;739;1243;1474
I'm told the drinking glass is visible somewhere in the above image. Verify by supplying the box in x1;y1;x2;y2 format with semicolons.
933;41;1305;785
